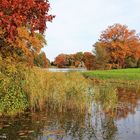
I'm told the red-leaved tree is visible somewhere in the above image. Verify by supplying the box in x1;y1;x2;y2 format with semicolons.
83;52;95;70
0;0;54;60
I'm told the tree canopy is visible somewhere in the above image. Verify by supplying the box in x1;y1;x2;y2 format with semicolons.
94;24;140;68
0;0;54;61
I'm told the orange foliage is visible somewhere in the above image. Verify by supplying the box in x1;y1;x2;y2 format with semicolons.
54;52;95;69
97;24;140;68
0;0;54;62
14;27;46;55
54;54;67;68
83;52;95;70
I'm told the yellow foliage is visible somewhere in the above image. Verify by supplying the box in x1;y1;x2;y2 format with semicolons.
16;26;46;54
17;27;29;39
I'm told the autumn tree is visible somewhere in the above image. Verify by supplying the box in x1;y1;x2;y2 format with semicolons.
94;24;140;68
54;53;76;68
54;54;67;68
0;0;54;63
34;52;50;68
83;52;95;70
73;52;84;67
54;52;95;68
67;54;75;66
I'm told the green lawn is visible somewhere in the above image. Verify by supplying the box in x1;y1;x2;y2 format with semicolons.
83;68;140;80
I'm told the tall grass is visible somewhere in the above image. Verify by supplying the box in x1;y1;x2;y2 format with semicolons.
24;68;92;112
0;58;93;116
93;85;118;112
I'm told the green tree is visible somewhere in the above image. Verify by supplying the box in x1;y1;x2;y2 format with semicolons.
93;42;110;69
125;56;137;68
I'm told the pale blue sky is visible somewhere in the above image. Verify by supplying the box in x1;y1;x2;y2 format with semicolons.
44;0;140;61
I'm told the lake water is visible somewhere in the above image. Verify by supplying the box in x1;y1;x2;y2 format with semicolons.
48;68;87;72
0;83;140;140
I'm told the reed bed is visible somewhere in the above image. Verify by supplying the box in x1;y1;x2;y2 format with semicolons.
24;68;92;112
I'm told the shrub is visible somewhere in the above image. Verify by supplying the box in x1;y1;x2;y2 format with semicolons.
0;58;28;116
0;84;28;116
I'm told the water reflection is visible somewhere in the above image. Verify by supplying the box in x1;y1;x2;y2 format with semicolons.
0;85;140;140
99;87;140;120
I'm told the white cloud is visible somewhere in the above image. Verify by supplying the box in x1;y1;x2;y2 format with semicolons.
44;0;140;61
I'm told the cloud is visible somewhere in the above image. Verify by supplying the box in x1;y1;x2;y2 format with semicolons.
44;0;140;61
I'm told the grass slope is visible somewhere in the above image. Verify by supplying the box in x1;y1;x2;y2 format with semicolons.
83;68;140;80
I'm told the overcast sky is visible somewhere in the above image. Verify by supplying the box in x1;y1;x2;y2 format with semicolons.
43;0;140;61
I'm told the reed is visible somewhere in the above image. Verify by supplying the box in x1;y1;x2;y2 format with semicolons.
24;68;92;112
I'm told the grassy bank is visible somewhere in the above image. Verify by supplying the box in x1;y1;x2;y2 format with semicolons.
83;68;140;81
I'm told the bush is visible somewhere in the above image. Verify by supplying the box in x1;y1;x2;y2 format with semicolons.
0;84;28;116
0;58;28;116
